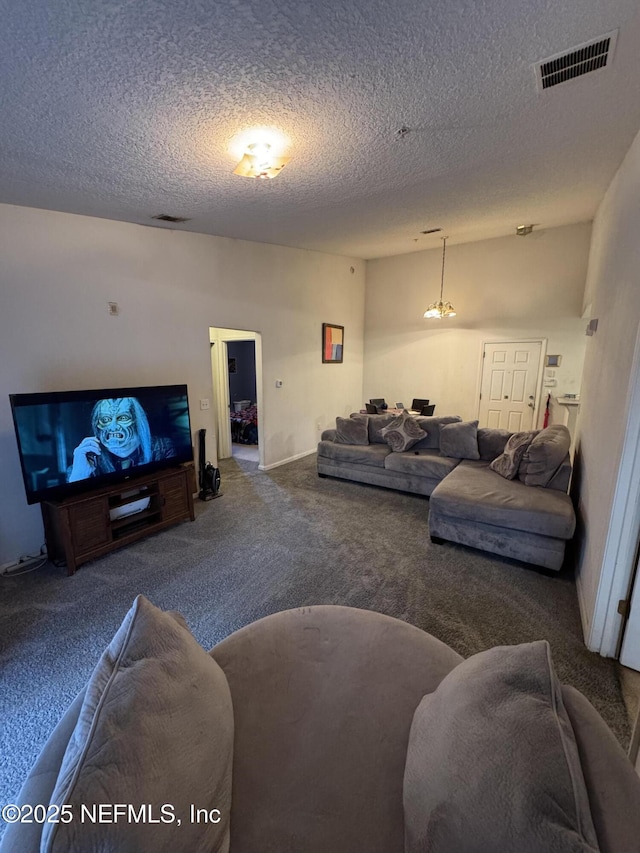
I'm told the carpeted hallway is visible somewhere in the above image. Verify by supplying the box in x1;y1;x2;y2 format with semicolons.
0;453;631;812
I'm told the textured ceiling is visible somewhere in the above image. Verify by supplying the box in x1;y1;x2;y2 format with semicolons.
1;0;639;259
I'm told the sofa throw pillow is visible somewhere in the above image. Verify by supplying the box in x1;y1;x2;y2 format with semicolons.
519;423;572;487
380;411;426;453
439;420;480;460
403;642;600;853
335;415;369;445
411;416;462;451
365;412;400;444
42;595;234;853
477;427;513;461
489;430;536;479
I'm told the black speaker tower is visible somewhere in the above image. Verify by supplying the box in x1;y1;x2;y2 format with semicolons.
198;428;221;501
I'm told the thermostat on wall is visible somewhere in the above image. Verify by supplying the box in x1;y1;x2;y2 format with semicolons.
545;354;562;367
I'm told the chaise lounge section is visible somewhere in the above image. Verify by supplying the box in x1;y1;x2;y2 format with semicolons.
318;413;575;570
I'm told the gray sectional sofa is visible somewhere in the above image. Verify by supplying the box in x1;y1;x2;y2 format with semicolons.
317;413;576;570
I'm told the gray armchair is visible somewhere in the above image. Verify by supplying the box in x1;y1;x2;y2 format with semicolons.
3;601;640;852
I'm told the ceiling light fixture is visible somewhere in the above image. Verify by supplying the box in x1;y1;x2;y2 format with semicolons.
233;142;290;179
423;236;457;320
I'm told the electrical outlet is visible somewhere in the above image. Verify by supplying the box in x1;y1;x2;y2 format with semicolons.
199;398;210;410
316;419;322;430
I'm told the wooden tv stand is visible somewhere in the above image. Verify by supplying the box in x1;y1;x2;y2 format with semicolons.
41;466;195;576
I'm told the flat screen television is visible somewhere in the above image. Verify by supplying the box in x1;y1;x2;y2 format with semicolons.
10;384;193;505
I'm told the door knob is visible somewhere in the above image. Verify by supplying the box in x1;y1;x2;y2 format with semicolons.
528;402;534;408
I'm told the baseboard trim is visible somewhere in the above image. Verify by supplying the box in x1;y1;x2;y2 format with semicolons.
259;449;316;471
576;571;597;651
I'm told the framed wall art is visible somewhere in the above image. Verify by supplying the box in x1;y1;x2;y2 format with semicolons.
322;323;344;363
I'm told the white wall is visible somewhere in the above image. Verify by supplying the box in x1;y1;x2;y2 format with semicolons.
364;224;591;421
0;204;365;565
573;125;640;645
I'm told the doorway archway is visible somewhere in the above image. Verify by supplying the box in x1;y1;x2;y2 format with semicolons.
209;327;263;469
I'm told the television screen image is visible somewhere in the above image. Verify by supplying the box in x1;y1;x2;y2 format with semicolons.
10;385;193;504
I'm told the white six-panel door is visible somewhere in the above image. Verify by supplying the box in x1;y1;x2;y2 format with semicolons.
478;341;543;431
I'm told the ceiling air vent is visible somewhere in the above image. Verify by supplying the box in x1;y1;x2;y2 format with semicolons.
152;214;191;223
535;30;617;91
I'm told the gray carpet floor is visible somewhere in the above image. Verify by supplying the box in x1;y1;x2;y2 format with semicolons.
0;453;631;815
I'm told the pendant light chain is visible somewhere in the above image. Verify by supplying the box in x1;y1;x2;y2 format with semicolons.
440;236;447;302
423;234;457;319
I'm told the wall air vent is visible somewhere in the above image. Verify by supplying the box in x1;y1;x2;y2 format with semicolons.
535;30;617;91
152;214;191;223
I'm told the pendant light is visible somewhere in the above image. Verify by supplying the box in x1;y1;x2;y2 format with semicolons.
423;236;456;319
